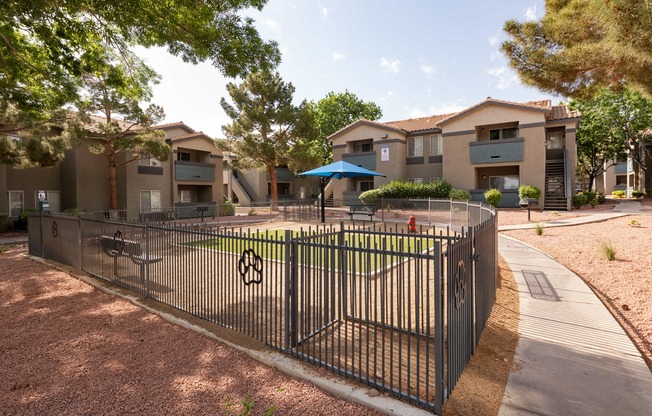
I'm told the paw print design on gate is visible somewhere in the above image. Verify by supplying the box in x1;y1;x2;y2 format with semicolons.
239;248;263;286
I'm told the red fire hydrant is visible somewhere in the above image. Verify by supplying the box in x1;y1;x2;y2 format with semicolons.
408;215;417;233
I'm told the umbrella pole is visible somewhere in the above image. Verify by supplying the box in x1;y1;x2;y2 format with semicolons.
320;177;326;223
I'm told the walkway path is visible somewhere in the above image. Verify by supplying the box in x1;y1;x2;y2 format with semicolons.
498;200;652;416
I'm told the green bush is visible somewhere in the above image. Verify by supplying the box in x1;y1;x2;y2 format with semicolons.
597;193;606;204
601;241;616;261
518;185;541;200
483;188;502;208
535;223;544;236
631;190;645;198
612;190;625;198
645;188;652;198
62;207;87;216
19;208;39;220
0;213;8;232
362;179;453;200
359;189;381;205
584;191;597;203
572;194;588;209
222;200;235;216
450;188;471;201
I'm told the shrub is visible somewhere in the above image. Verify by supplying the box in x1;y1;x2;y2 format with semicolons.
359;189;380;205
600;241;616;261
584;191;597;204
62;207;87;216
483;188;502;208
631;190;645;198
535;223;544;235
612;190;625;198
0;213;8;232
518;185;541;200
572;194;588;209
222;200;235;216
362;179;453;200
0;245;7;254
645;188;652;198
628;219;641;227
590;199;599;207
450;188;471;201
597;193;606;204
19;208;39;220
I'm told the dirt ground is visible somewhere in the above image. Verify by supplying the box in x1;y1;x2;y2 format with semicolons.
1;198;649;416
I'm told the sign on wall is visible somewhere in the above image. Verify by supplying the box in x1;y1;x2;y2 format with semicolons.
381;144;389;162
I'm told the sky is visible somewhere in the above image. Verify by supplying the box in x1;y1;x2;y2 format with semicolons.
135;0;550;139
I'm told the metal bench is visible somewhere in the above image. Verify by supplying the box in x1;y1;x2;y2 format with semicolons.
347;204;377;221
99;235;162;282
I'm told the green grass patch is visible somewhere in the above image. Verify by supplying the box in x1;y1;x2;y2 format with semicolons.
185;230;436;272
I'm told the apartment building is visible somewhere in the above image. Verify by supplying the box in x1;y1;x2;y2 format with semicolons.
329;98;581;209
1;121;224;218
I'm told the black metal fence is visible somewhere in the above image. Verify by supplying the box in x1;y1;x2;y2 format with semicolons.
27;201;496;415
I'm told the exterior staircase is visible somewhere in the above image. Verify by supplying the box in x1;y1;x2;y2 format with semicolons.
231;173;255;206
544;159;567;210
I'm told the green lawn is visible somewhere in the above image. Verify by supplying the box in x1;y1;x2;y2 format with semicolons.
186;230;436;272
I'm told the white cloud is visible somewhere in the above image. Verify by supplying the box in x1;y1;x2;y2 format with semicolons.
332;52;345;61
380;57;401;73
488;34;500;47
486;66;519;89
525;5;537;21
420;64;436;75
260;18;280;33
379;91;394;102
428;100;468;115
319;3;330;19
409;107;427;118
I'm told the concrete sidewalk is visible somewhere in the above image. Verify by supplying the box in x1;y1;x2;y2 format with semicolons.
497;234;652;416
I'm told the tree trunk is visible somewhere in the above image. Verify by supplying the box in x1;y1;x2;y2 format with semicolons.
108;146;118;210
268;164;278;211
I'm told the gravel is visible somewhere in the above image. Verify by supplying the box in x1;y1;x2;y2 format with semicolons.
0;247;382;416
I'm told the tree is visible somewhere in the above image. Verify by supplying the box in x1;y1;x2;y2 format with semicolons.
73;56;171;210
570;96;625;192
0;106;71;167
571;88;652;191
0;0;280;113
308;91;382;162
220;71;320;209
502;1;652;99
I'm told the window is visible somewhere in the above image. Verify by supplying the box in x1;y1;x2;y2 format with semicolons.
408;136;423;157
489;175;519;190
430;134;442;155
139;156;162;166
616;175;628;186
355;142;373;153
357;180;375;192
179;190;191;203
489;127;518;141
177;151;191;161
8;191;23;217
140;190;162;212
407;178;423;184
430;177;440;183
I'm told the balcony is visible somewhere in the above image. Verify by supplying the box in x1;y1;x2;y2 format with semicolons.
265;167;294;182
469;138;523;164
342;151;376;170
175;161;215;182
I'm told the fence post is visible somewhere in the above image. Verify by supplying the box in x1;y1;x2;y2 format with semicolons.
284;229;298;350
434;239;444;415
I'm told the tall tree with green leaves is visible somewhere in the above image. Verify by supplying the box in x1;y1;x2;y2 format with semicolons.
308;90;382;163
0;0;280;113
571;88;652;191
220;71;320;209
73;56;171;210
1;0;279;166
502;1;652;99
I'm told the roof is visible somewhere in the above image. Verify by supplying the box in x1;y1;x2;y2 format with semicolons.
167;131;214;142
152;121;196;133
328;119;406;141
383;113;454;133
380;98;579;134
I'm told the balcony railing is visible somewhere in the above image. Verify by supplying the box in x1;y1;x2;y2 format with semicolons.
342;151;376;170
469;138;523;164
175;161;216;182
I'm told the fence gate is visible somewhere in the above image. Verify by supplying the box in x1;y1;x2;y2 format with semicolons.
287;228;445;413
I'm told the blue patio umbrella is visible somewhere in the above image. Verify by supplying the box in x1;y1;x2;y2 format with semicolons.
297;160;385;222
